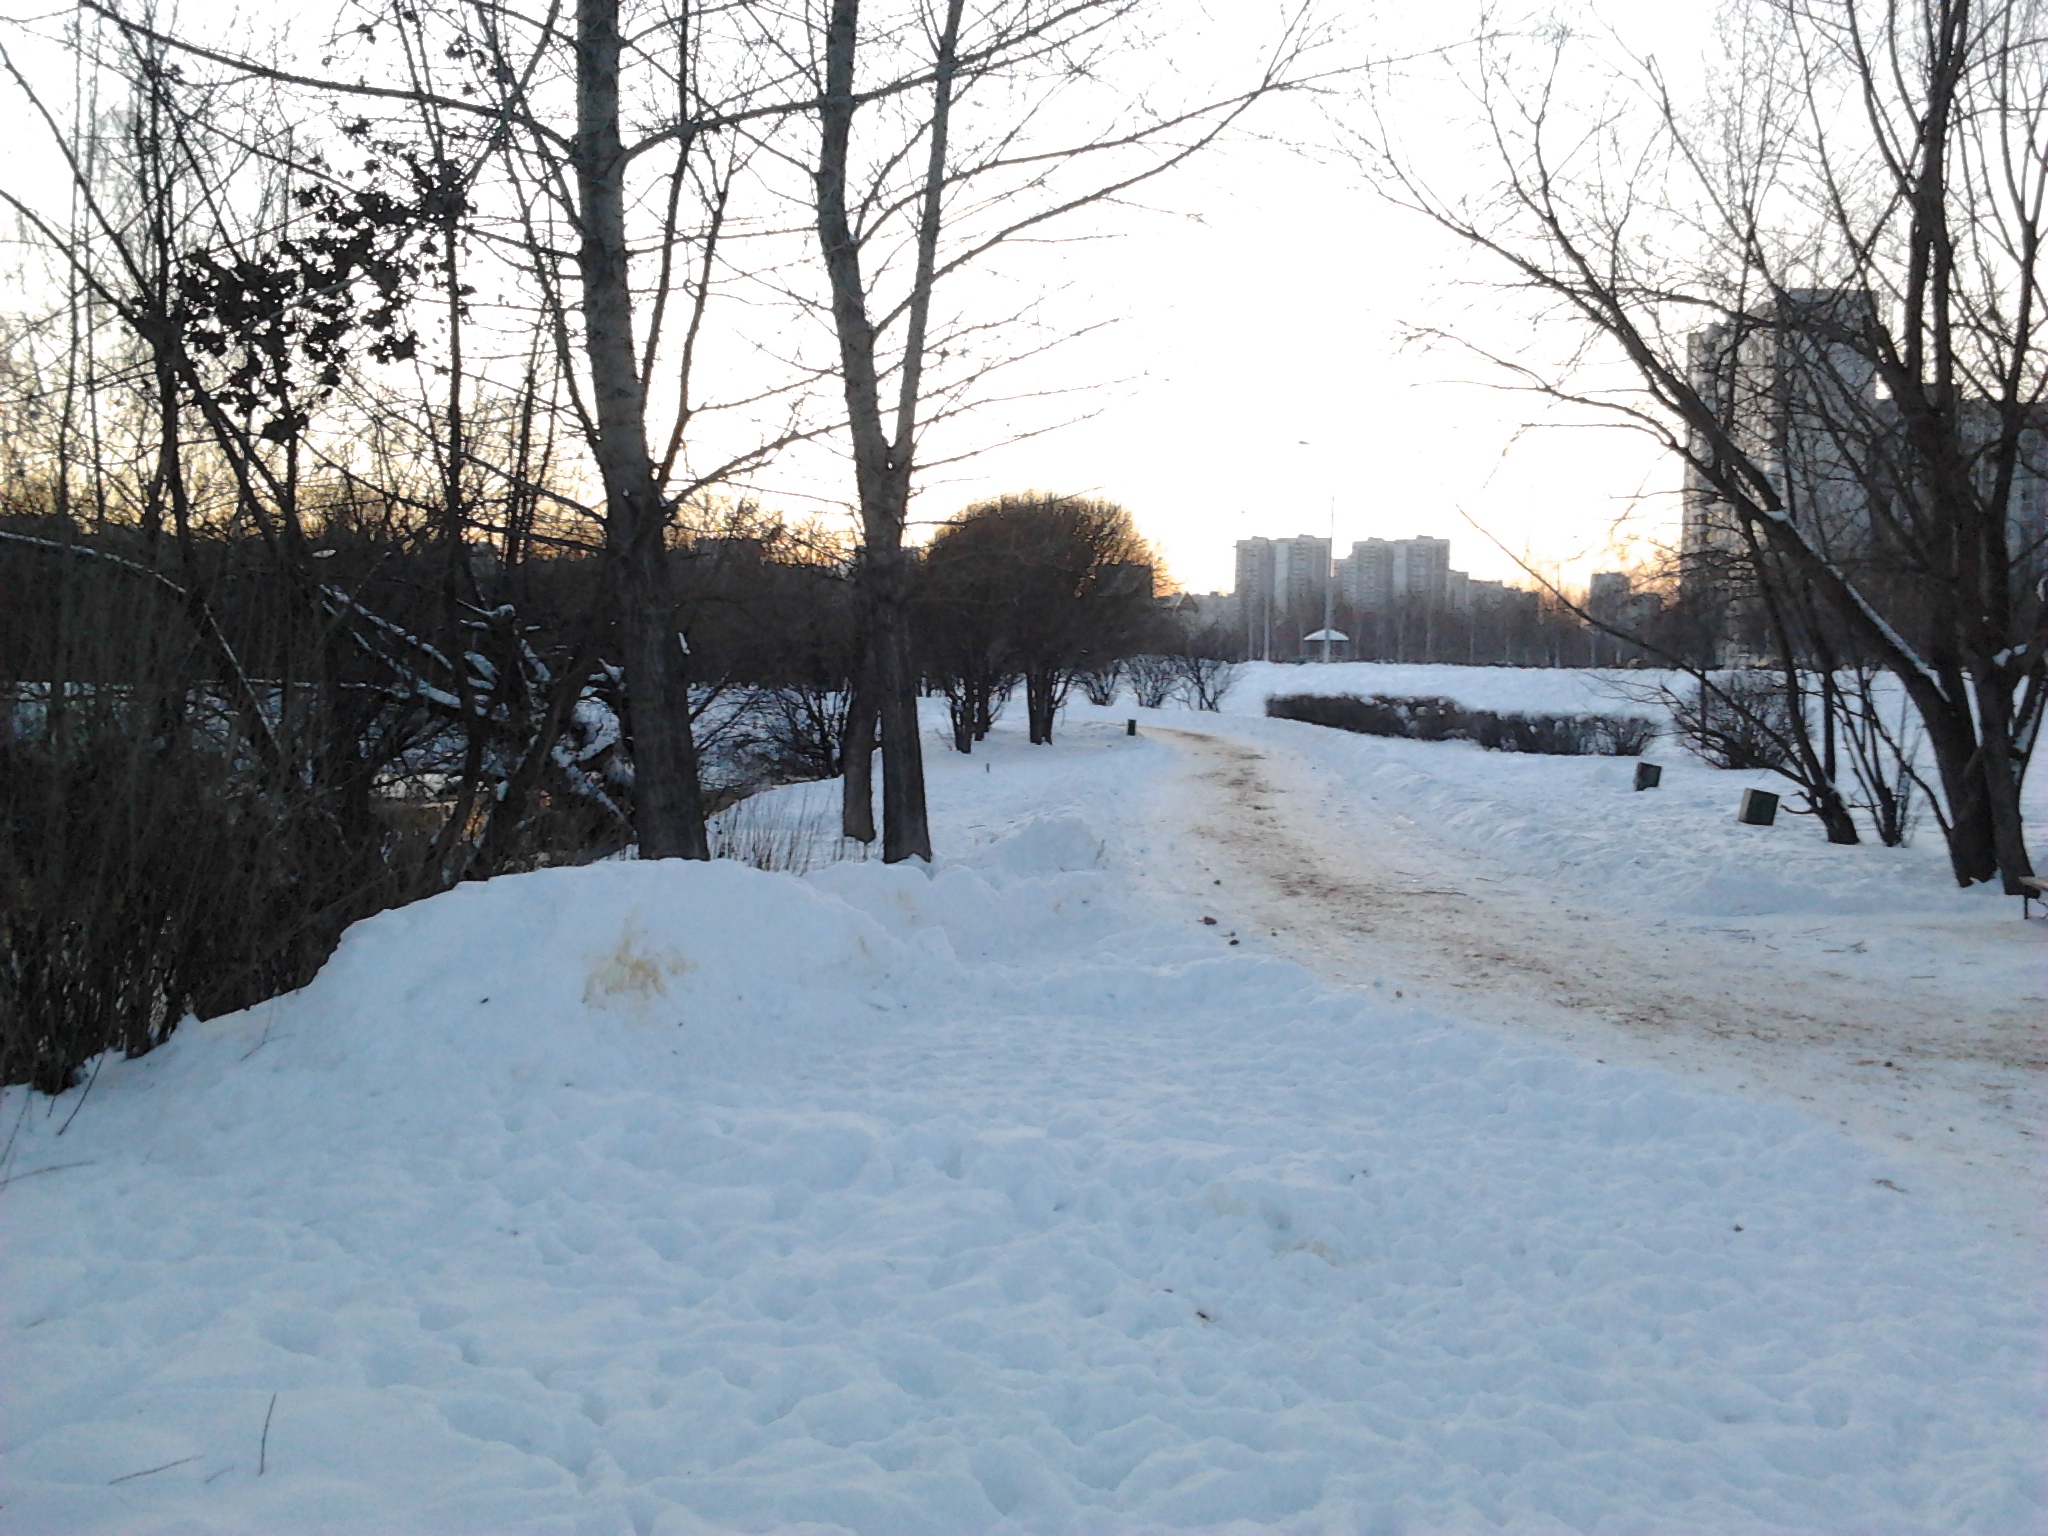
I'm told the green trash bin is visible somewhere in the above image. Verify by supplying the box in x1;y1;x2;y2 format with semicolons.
1738;788;1779;826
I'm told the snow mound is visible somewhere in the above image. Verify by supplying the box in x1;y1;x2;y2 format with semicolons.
196;860;909;1107
3;846;2040;1535
974;812;1107;875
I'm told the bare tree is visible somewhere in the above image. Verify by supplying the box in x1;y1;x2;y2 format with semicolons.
791;0;1328;858
1354;0;2046;889
0;0;776;1082
1172;649;1241;712
67;0;832;860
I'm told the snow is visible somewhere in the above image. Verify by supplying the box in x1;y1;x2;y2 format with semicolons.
3;670;2042;1535
1106;666;2045;1237
1218;662;1677;721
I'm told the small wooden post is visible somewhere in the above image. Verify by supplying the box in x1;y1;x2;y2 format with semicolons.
1126;719;1137;736
1738;788;1779;826
1633;762;1662;791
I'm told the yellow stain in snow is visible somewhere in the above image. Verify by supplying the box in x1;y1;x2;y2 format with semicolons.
583;919;693;1011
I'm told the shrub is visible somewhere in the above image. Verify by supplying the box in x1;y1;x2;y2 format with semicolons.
1;721;413;1094
1124;655;1181;709
1266;692;1656;757
1670;673;1793;770
1074;664;1123;706
1174;655;1241;712
1592;713;1659;755
708;787;860;875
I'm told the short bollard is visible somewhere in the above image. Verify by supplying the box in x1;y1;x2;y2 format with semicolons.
1633;762;1663;791
1738;788;1780;826
1126;719;1137;737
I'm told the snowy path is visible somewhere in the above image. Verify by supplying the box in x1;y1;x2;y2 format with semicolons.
1134;718;2046;1243
3;705;2043;1535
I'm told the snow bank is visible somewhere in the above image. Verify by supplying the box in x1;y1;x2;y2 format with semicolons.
3;796;2041;1534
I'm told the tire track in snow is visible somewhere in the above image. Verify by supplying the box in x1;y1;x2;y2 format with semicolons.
1147;725;2045;1244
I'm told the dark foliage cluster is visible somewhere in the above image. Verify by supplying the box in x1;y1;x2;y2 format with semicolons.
1;719;423;1095
911;493;1165;751
1266;692;1657;756
177;153;466;442
0;511;854;1092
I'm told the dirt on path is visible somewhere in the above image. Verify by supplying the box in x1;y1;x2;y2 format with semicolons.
1149;726;2045;1244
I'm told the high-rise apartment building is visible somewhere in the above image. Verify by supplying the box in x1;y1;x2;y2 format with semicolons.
1334;539;1391;610
1392;537;1451;606
1682;288;2048;599
1333;536;1454;611
1233;535;1331;659
1682;289;1883;572
1234;531;1491;655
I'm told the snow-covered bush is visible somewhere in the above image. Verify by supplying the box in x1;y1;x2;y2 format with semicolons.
1074;664;1123;706
1174;654;1241;711
1124;655;1180;708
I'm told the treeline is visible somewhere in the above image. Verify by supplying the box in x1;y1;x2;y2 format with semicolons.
0;479;1187;1091
1239;590;1653;668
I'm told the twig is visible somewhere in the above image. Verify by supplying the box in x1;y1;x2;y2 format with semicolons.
55;1053;106;1137
259;1393;277;1475
0;1159;97;1192
109;1455;200;1484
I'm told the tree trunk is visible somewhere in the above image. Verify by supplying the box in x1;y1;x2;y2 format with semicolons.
1967;658;2036;892
867;547;930;860
1915;691;1999;886
575;0;706;860
1981;751;2034;895
1811;786;1861;846
812;0;964;864
840;646;878;842
1025;669;1059;744
947;688;973;754
971;675;995;741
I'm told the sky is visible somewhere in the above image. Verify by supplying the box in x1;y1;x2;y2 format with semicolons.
836;0;1726;596
0;0;1722;594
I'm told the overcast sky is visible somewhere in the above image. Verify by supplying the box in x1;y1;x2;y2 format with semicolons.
837;0;1725;595
0;0;1722;592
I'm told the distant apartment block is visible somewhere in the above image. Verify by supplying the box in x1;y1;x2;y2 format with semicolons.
1233;535;1332;658
1587;570;1663;634
1681;288;1886;572
1680;287;2048;640
1335;537;1451;610
1233;532;1506;658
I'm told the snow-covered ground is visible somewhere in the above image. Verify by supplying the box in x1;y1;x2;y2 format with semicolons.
3;667;2042;1535
1093;671;2045;1241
